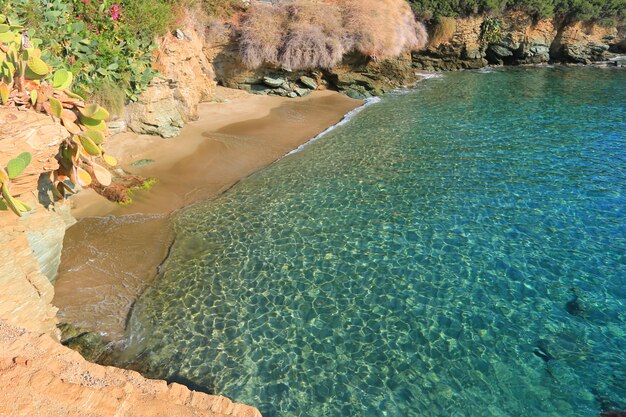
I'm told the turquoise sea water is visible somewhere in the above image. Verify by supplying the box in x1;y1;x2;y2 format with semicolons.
121;67;625;417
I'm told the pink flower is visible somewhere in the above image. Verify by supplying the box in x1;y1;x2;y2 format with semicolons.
109;4;122;21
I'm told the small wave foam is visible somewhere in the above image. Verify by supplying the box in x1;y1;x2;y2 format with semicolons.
283;96;381;157
415;72;444;80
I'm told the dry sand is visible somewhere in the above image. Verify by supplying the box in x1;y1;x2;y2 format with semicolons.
53;88;361;340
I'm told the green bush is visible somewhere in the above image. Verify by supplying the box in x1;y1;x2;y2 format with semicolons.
409;0;625;21
5;0;157;102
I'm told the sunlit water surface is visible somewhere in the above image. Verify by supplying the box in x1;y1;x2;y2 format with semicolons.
120;68;625;417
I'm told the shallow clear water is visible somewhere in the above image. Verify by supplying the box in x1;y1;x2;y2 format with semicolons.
122;67;626;417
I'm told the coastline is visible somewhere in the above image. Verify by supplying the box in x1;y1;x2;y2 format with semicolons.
53;87;362;341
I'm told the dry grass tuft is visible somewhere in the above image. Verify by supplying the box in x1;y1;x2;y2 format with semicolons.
239;4;287;68
428;16;456;47
237;0;428;69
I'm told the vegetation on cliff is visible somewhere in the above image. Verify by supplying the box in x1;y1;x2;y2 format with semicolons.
410;0;625;24
0;14;116;215
5;0;157;102
238;0;428;70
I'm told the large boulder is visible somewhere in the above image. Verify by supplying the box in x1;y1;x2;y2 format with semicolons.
126;25;215;138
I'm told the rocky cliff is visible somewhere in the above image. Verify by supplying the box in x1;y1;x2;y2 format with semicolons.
126;24;216;138
0;109;74;339
0;320;261;417
0;106;262;417
413;12;624;70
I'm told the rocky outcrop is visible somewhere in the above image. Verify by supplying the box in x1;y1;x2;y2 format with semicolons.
0;108;67;197
326;52;418;98
0;109;75;339
551;20;619;64
413;12;624;70
0;320;262;417
127;27;216;138
213;42;418;99
0;204;73;339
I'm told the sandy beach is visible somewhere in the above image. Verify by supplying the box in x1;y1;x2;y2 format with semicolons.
53;87;361;340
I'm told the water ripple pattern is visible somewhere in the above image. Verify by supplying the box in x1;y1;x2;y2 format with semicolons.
122;68;626;417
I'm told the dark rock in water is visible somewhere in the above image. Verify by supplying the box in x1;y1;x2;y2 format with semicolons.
593;388;626;415
59;322;107;361
601;411;626;417
64;332;107;361
565;288;584;316
58;322;83;341
533;339;555;362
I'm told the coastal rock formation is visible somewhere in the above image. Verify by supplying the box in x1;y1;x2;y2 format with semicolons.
127;26;216;138
326;52;418;98
0;204;73;339
0;320;262;417
0;108;67;197
552;21;619;64
0;108;75;339
412;12;624;70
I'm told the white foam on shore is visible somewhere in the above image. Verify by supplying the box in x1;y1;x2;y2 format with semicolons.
283;96;382;157
415;72;445;80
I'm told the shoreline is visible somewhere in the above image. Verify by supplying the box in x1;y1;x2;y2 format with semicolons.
53;87;362;341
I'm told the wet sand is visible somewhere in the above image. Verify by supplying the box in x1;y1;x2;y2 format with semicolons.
53;88;361;340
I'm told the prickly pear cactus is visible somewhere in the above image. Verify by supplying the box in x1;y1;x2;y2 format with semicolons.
0;152;33;216
0;14;118;212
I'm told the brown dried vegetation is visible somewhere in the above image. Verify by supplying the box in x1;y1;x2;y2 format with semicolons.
238;0;428;70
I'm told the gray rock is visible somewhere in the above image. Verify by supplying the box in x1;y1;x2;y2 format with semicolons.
529;45;550;55
344;89;366;100
294;87;310;97
490;44;514;58
263;76;285;88
174;29;185;40
280;81;291;90
107;119;127;135
251;84;272;94
129;159;155;167
64;331;106;361
126;78;185;138
299;75;318;90
287;91;298;98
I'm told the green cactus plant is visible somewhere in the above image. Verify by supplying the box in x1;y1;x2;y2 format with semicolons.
0;152;33;216
0;16;118;213
480;17;503;45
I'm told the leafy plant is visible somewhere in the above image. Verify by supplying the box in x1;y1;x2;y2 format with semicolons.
480;17;503;44
4;0;157;102
409;0;625;21
0;15;118;212
0;152;33;216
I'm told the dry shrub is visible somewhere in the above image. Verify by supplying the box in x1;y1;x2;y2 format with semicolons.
341;0;428;58
429;16;456;47
238;0;428;69
282;25;346;68
281;0;347;68
238;4;287;68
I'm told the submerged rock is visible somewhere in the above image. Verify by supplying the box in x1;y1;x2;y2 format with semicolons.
59;322;107;361
532;339;555;363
